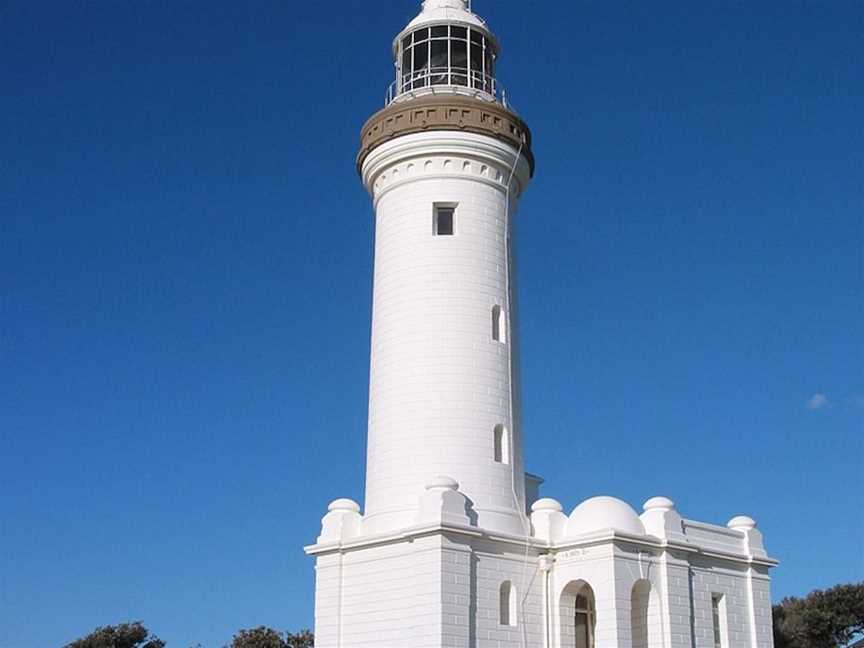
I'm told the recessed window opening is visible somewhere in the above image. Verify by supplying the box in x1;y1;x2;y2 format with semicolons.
494;424;509;464
712;594;728;648
631;580;657;648
575;591;596;648
492;304;506;343
434;204;455;236
499;581;517;626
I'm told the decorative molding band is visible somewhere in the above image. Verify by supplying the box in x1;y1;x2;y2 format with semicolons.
357;94;534;177
304;521;543;557
305;521;779;568
360;132;531;201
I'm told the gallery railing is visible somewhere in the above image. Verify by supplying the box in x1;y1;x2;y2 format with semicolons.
386;68;510;110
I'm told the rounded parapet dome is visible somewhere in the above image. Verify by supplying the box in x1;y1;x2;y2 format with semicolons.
566;496;646;538
531;498;564;513
328;498;361;513
643;496;676;512
728;515;757;531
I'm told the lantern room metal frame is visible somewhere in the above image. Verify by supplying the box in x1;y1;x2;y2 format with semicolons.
388;22;505;106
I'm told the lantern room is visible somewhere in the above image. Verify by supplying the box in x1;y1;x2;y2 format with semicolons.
390;0;500;104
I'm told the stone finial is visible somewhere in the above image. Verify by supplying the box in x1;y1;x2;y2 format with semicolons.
418;475;473;527
727;515;757;531
728;515;767;558
318;498;363;543
643;496;676;512
328;498;361;513
640;496;687;543
531;498;564;513
530;497;566;543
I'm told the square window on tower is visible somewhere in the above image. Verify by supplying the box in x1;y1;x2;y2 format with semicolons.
434;204;456;236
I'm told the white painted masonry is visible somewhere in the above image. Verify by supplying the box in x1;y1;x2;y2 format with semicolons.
306;2;778;647
360;131;530;537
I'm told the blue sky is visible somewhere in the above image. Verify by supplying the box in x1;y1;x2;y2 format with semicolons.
1;1;861;646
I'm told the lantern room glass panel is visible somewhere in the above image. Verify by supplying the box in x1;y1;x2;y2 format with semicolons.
396;25;495;97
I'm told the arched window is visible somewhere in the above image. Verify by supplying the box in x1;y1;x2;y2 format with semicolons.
632;580;654;648
561;581;595;648
494;424;509;464
500;581;517;626
492;304;506;343
632;578;663;648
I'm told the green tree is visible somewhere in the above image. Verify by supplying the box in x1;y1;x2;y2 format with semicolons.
64;622;165;648
226;627;312;648
773;582;864;648
285;630;313;648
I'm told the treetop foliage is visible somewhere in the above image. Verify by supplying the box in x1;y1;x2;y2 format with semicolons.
63;623;313;648
63;622;165;648
227;627;313;648
773;582;864;648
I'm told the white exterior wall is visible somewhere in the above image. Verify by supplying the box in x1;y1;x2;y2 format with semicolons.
690;558;757;648
748;566;775;648
659;553;696;648
471;539;545;647
360;132;531;537
313;536;444;648
312;532;544;648
551;544;620;648
612;547;669;648
541;538;775;648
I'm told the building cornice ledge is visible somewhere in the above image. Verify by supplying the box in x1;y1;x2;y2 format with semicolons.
304;521;542;556
543;531;778;568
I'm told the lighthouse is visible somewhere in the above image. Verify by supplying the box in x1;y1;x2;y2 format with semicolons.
357;0;534;539
306;3;778;647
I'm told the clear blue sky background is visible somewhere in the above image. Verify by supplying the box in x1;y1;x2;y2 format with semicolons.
1;1;861;646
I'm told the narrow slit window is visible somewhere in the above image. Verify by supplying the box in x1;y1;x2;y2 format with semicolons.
434;205;455;236
712;594;727;648
494;424;509;464
492;304;506;343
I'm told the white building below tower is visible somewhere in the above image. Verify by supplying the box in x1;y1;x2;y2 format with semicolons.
306;2;778;647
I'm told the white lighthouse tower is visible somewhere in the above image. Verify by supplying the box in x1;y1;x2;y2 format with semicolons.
307;3;778;647
358;0;534;539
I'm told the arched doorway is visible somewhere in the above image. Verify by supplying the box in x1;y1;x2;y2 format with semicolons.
560;581;596;648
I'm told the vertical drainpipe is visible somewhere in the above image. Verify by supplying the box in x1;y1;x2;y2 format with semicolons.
688;567;698;648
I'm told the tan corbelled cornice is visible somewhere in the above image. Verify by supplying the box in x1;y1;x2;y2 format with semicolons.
357;94;534;176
